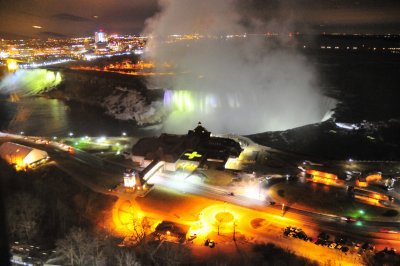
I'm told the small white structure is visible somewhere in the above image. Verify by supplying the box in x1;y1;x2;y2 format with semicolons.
0;142;49;169
123;169;141;188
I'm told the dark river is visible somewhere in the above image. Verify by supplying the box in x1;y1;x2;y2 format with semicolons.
0;96;161;137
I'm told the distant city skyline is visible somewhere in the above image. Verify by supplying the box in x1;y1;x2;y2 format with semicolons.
1;0;400;39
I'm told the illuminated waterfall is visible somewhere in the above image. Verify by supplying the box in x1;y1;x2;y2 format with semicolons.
0;69;62;95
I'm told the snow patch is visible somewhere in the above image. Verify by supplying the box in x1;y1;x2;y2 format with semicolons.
102;87;165;125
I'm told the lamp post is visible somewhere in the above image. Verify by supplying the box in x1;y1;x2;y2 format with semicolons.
232;221;237;241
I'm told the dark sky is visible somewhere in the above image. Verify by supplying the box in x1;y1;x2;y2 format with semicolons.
0;0;400;39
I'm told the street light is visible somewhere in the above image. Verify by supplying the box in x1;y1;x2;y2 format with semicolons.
68;132;74;137
232;221;237;241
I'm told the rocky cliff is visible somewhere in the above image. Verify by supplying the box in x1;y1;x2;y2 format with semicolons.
46;69;165;125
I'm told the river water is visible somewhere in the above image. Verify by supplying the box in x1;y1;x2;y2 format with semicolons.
1;50;398;138
0;96;160;137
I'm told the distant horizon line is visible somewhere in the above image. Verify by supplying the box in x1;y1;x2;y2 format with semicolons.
2;32;400;41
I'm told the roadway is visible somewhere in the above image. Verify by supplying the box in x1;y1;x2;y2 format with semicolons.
1;132;399;252
147;171;400;251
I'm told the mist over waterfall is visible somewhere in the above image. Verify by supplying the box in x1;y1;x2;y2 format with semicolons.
143;0;335;134
0;69;62;96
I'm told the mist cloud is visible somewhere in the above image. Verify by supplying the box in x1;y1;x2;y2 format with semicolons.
143;0;335;134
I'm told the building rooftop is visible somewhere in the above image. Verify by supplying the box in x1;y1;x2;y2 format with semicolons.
132;123;242;164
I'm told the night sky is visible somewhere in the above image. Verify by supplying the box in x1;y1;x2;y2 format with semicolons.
0;0;400;39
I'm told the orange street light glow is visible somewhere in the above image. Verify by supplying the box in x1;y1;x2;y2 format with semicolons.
199;204;240;234
111;199;143;235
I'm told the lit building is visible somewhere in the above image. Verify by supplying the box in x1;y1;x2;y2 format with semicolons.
94;30;107;43
123;169;141;188
356;172;382;187
306;169;341;186
131;122;242;173
0;142;49;170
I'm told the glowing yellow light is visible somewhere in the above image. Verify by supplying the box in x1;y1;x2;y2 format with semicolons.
7;59;18;71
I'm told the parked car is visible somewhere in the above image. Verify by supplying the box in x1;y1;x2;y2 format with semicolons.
318;232;330;241
204;239;215;248
341;247;350;253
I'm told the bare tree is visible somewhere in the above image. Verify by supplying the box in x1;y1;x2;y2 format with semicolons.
55;227;105;266
6;193;44;240
154;242;191;266
126;217;152;248
115;249;141;266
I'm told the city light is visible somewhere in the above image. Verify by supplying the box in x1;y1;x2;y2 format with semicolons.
96;136;107;143
7;59;18;71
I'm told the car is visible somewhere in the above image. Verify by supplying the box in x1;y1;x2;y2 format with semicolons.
284;226;296;234
335;236;350;245
341;247;350;253
208;240;216;248
295;228;303;233
361;242;374;251
328;243;337;249
296;232;309;241
205;239;215;248
318;232;330;241
357;249;365;256
341;217;357;223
